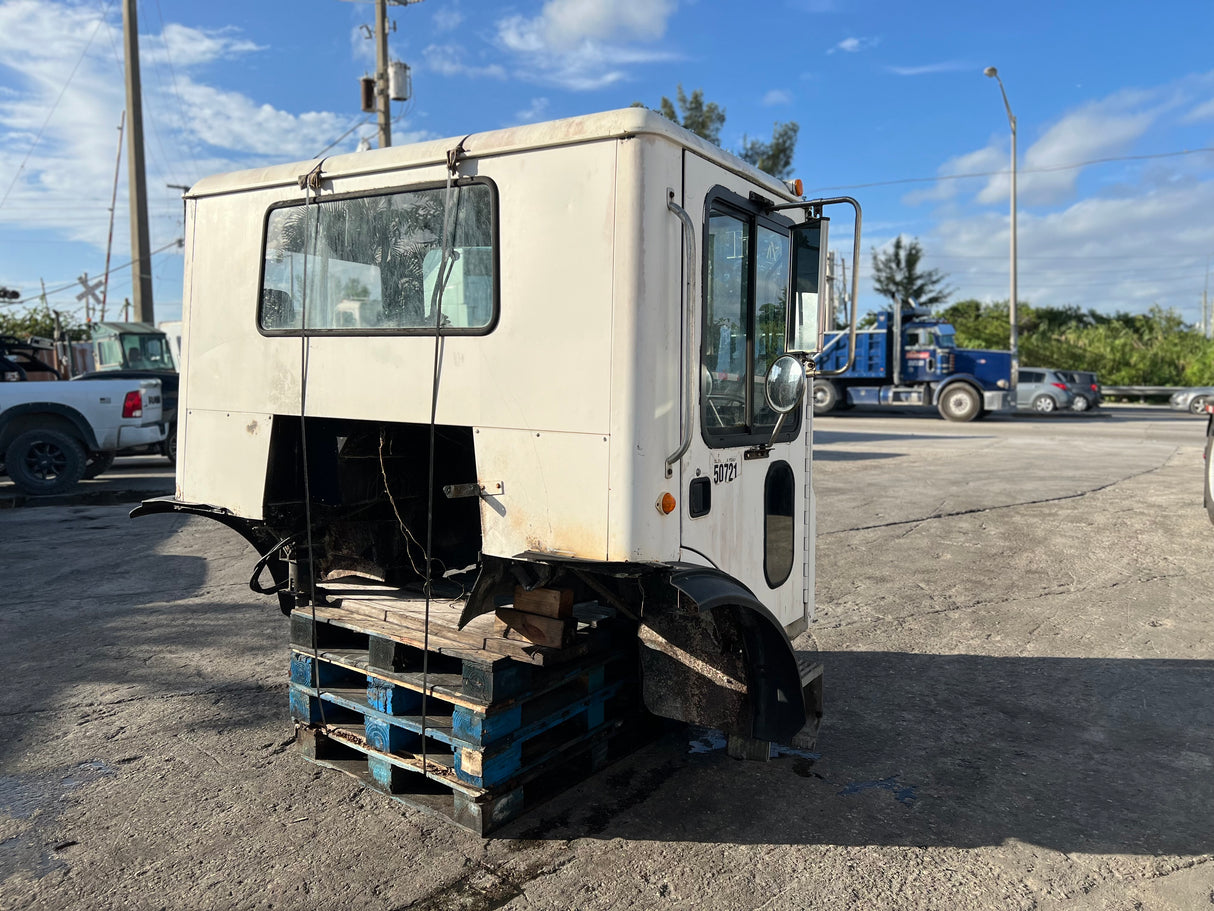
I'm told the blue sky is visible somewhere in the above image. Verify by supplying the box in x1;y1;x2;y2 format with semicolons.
1;0;1212;329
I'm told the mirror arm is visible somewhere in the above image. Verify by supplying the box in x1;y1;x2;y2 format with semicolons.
805;197;861;377
665;194;697;479
774;196;862;377
766;410;790;447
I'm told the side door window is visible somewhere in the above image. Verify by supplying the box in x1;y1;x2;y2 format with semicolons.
701;197;797;445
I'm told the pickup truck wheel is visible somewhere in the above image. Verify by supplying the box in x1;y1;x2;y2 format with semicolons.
4;429;87;495
163;426;177;464
82;450;117;480
812;380;839;415
938;384;980;422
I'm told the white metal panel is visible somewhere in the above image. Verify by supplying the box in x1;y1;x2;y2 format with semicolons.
675;150;812;630
474;427;610;560
178;409;273;518
605;135;684;562
185;144;617;436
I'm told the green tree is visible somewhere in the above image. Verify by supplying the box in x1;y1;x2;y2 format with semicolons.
871;237;952;309
634;86;799;179
639;85;726;146
0;303;87;341
939;298;1214;387
738;122;800;181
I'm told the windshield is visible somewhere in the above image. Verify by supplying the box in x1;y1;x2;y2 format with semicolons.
120;332;176;369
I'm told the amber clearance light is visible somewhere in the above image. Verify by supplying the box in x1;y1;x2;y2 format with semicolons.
656;492;677;515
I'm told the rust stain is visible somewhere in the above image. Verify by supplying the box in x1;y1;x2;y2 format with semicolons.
246;420;259;435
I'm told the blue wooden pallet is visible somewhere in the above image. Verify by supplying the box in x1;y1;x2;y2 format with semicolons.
294;710;654;835
289;651;629;788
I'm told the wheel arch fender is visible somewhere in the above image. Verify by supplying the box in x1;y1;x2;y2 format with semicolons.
0;403;100;453
937;374;985;395
132;496;296;613
639;565;809;743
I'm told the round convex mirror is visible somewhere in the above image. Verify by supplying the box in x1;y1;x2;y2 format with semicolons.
764;354;806;414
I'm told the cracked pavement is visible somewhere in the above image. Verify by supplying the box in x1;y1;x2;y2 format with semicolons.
1;406;1212;910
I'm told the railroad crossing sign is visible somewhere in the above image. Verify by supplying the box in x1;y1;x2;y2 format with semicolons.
76;273;103;322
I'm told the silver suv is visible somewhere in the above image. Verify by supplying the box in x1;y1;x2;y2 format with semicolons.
1056;370;1102;412
1016;368;1075;414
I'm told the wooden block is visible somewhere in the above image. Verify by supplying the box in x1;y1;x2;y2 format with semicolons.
366;679;422;715
495;608;572;649
512;586;574;619
460;659;532;702
452;703;523;745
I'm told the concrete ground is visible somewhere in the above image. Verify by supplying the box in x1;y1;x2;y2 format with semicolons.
1;406;1211;910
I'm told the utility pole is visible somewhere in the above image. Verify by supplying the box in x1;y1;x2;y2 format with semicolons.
123;0;154;323
102;112;125;317
349;0;422;149
375;0;391;148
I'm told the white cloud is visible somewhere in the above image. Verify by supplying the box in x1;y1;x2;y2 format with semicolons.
515;98;551;122
887;61;970;77
145;23;264;68
932;177;1214;320
0;0;369;298
433;8;464;32
1182;97;1214;122
896;74;1214;322
981;98;1157;206
422;44;507;80
762;89;792;106
350;25;376;65
828;36;878;54
903;144;1005;206
494;0;681;91
520;0;678;51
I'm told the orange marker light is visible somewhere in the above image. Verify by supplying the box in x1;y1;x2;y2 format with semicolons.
657;492;677;515
792;178;803;196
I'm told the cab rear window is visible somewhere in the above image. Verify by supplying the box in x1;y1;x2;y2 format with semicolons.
259;182;497;335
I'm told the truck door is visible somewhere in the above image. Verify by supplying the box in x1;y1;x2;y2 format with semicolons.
675;154;810;634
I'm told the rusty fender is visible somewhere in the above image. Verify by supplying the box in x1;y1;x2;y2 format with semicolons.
639;566;809;744
131;495;295;614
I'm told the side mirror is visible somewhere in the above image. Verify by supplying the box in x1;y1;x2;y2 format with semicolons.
785;218;830;355
764;354;806;414
764;354;806;445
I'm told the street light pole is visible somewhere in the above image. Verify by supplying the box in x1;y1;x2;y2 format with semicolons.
984;66;1017;381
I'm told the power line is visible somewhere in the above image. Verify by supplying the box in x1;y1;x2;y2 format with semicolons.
314;115;374;158
806;147;1214;193
0;9;109;211
2;237;183;307
152;0;203;183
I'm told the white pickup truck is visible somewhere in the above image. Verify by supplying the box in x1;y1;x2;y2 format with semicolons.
0;378;165;495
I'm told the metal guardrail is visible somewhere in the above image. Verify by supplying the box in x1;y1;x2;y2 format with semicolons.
1102;386;1185;397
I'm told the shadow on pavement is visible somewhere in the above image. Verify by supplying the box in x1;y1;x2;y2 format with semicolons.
515;650;1214;854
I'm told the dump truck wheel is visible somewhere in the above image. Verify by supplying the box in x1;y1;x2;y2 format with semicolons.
812;380;839;415
938;384;980;422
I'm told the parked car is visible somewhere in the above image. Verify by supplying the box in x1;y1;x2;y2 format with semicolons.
75;368;178;463
1169;386;1214;415
1056;370;1102;412
1016;368;1075;414
0;377;164;495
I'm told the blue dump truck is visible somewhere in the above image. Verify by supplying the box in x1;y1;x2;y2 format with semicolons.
813;306;1013;422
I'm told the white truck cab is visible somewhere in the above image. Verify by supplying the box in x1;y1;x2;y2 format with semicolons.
137;109;860;749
